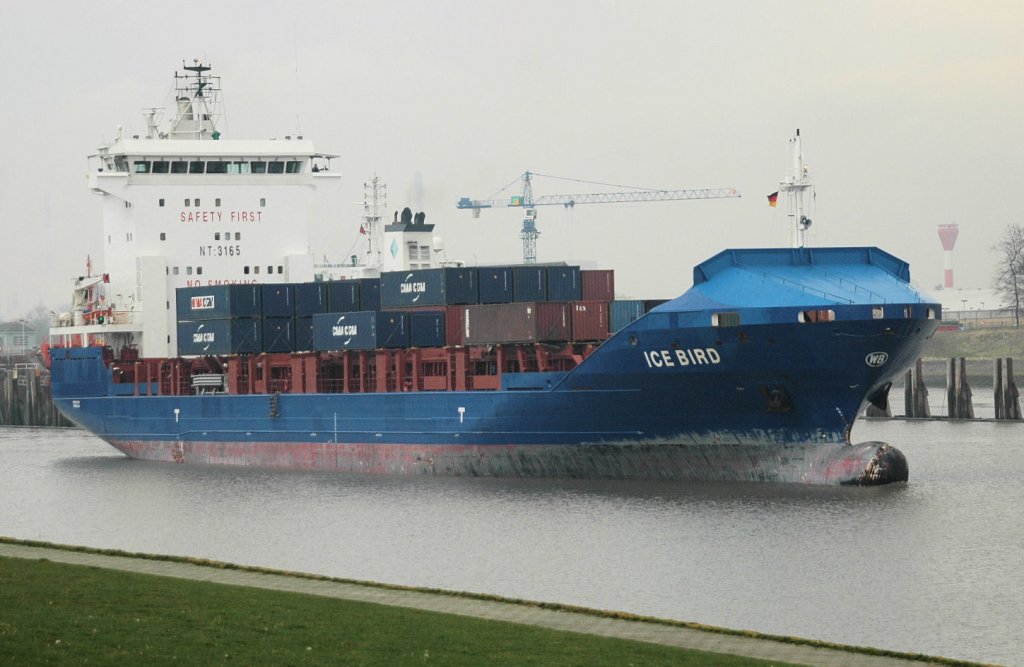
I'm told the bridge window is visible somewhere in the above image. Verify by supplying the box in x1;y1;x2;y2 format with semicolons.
189;161;205;174
231;161;250;174
207;161;228;174
152;161;169;174
268;162;285;174
171;161;188;174
133;161;151;173
251;161;267;173
712;312;741;327
798;309;835;323
286;161;302;173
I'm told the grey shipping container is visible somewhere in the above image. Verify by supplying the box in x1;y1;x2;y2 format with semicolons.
176;318;261;356
381;267;479;308
175;284;261;321
463;302;571;344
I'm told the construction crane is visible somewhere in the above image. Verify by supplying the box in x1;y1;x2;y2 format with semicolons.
457;171;741;263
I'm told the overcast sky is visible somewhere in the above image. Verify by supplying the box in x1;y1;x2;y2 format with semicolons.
1;0;1021;319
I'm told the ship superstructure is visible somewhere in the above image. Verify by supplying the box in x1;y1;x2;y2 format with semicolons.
51;61;339;357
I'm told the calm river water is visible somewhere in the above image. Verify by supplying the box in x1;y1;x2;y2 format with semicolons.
1;420;1021;666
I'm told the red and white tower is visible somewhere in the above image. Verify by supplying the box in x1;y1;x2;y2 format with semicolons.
937;223;959;288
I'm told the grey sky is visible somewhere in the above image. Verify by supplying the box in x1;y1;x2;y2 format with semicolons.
1;0;1021;318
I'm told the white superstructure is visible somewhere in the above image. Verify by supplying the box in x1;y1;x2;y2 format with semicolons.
50;60;340;357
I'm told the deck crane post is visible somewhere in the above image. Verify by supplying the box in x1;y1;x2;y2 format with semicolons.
457;171;741;263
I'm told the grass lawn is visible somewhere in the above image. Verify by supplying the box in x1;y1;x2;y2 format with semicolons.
0;556;795;666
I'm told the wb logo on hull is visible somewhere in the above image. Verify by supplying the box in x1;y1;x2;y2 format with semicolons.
865;351;889;367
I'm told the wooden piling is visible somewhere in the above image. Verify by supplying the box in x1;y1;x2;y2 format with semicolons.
904;358;930;418
994;358;1022;420
946;357;975;419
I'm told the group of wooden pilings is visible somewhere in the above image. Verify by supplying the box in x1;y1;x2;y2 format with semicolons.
0;363;72;428
894;357;1022;420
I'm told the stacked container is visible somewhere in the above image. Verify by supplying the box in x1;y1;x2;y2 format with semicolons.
381;267;479;308
175;285;262;356
463;302;571;344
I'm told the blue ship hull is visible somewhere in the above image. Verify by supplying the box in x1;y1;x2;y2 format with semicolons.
50;247;939;484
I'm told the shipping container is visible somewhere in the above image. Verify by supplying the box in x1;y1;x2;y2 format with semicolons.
176;318;261;356
581;269;615;301
262;317;295;353
389;305;466;346
294;282;329;317
261;284;295;317
609;300;645;332
513;266;547;302
570;301;610;341
478;266;515;304
409;311;446;347
294;317;315;352
463;302;571;344
175;284;261;321
312;311;409;351
381;267;479;308
358;278;381;311
546;265;581;302
326;280;361;312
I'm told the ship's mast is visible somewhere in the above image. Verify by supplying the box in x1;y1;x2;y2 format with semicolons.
362;175;387;269
779;129;814;248
170;59;222;140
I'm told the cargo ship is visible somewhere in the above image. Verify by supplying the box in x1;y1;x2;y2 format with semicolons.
47;61;940;484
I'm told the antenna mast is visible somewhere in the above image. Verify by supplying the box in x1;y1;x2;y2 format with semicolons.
779;129;814;248
363;176;387;269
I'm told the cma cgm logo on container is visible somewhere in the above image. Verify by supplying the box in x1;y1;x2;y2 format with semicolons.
191;295;215;310
865;351;889;367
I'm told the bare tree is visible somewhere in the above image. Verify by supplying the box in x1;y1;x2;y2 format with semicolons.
993;223;1024;327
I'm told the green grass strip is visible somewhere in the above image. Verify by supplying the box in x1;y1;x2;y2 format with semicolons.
0;536;989;666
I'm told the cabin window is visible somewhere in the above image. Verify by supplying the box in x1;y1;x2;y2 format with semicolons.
235;232;241;240
133;161;151;173
171;161;188;174
215;198;221;207
872;306;884;319
286;161;302;173
277;265;283;274
173;266;179;275
268;162;285;174
184;198;191;207
244;266;250;275
267;266;273;275
214;232;221;240
903;306;913;318
259;198;266;207
188;161;205;174
251;161;267;173
160;232;166;241
152;161;169;174
207;161;228;174
158;198;165;207
186;266;193;276
194;198;201;207
712;312;741;327
196;267;203;275
927;308;936;319
798;309;836;323
254;266;260;274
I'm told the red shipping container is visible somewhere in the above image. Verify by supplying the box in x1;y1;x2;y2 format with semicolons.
464;302;571;344
580;269;615;301
570;301;610;341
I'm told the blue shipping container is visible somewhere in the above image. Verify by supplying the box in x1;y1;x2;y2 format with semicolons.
294;282;329;317
546;266;581;302
358;278;381;311
177;318;262;356
175;284;261;321
380;268;479;307
262;317;295;353
327;281;361;312
409;311;446;347
313;311;378;351
261;284;295;317
295;317;315;351
478;266;514;304
377;311;410;348
609;300;645;332
230;318;262;354
513;266;547;302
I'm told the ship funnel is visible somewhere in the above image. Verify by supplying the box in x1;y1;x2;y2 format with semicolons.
937;223;959;288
